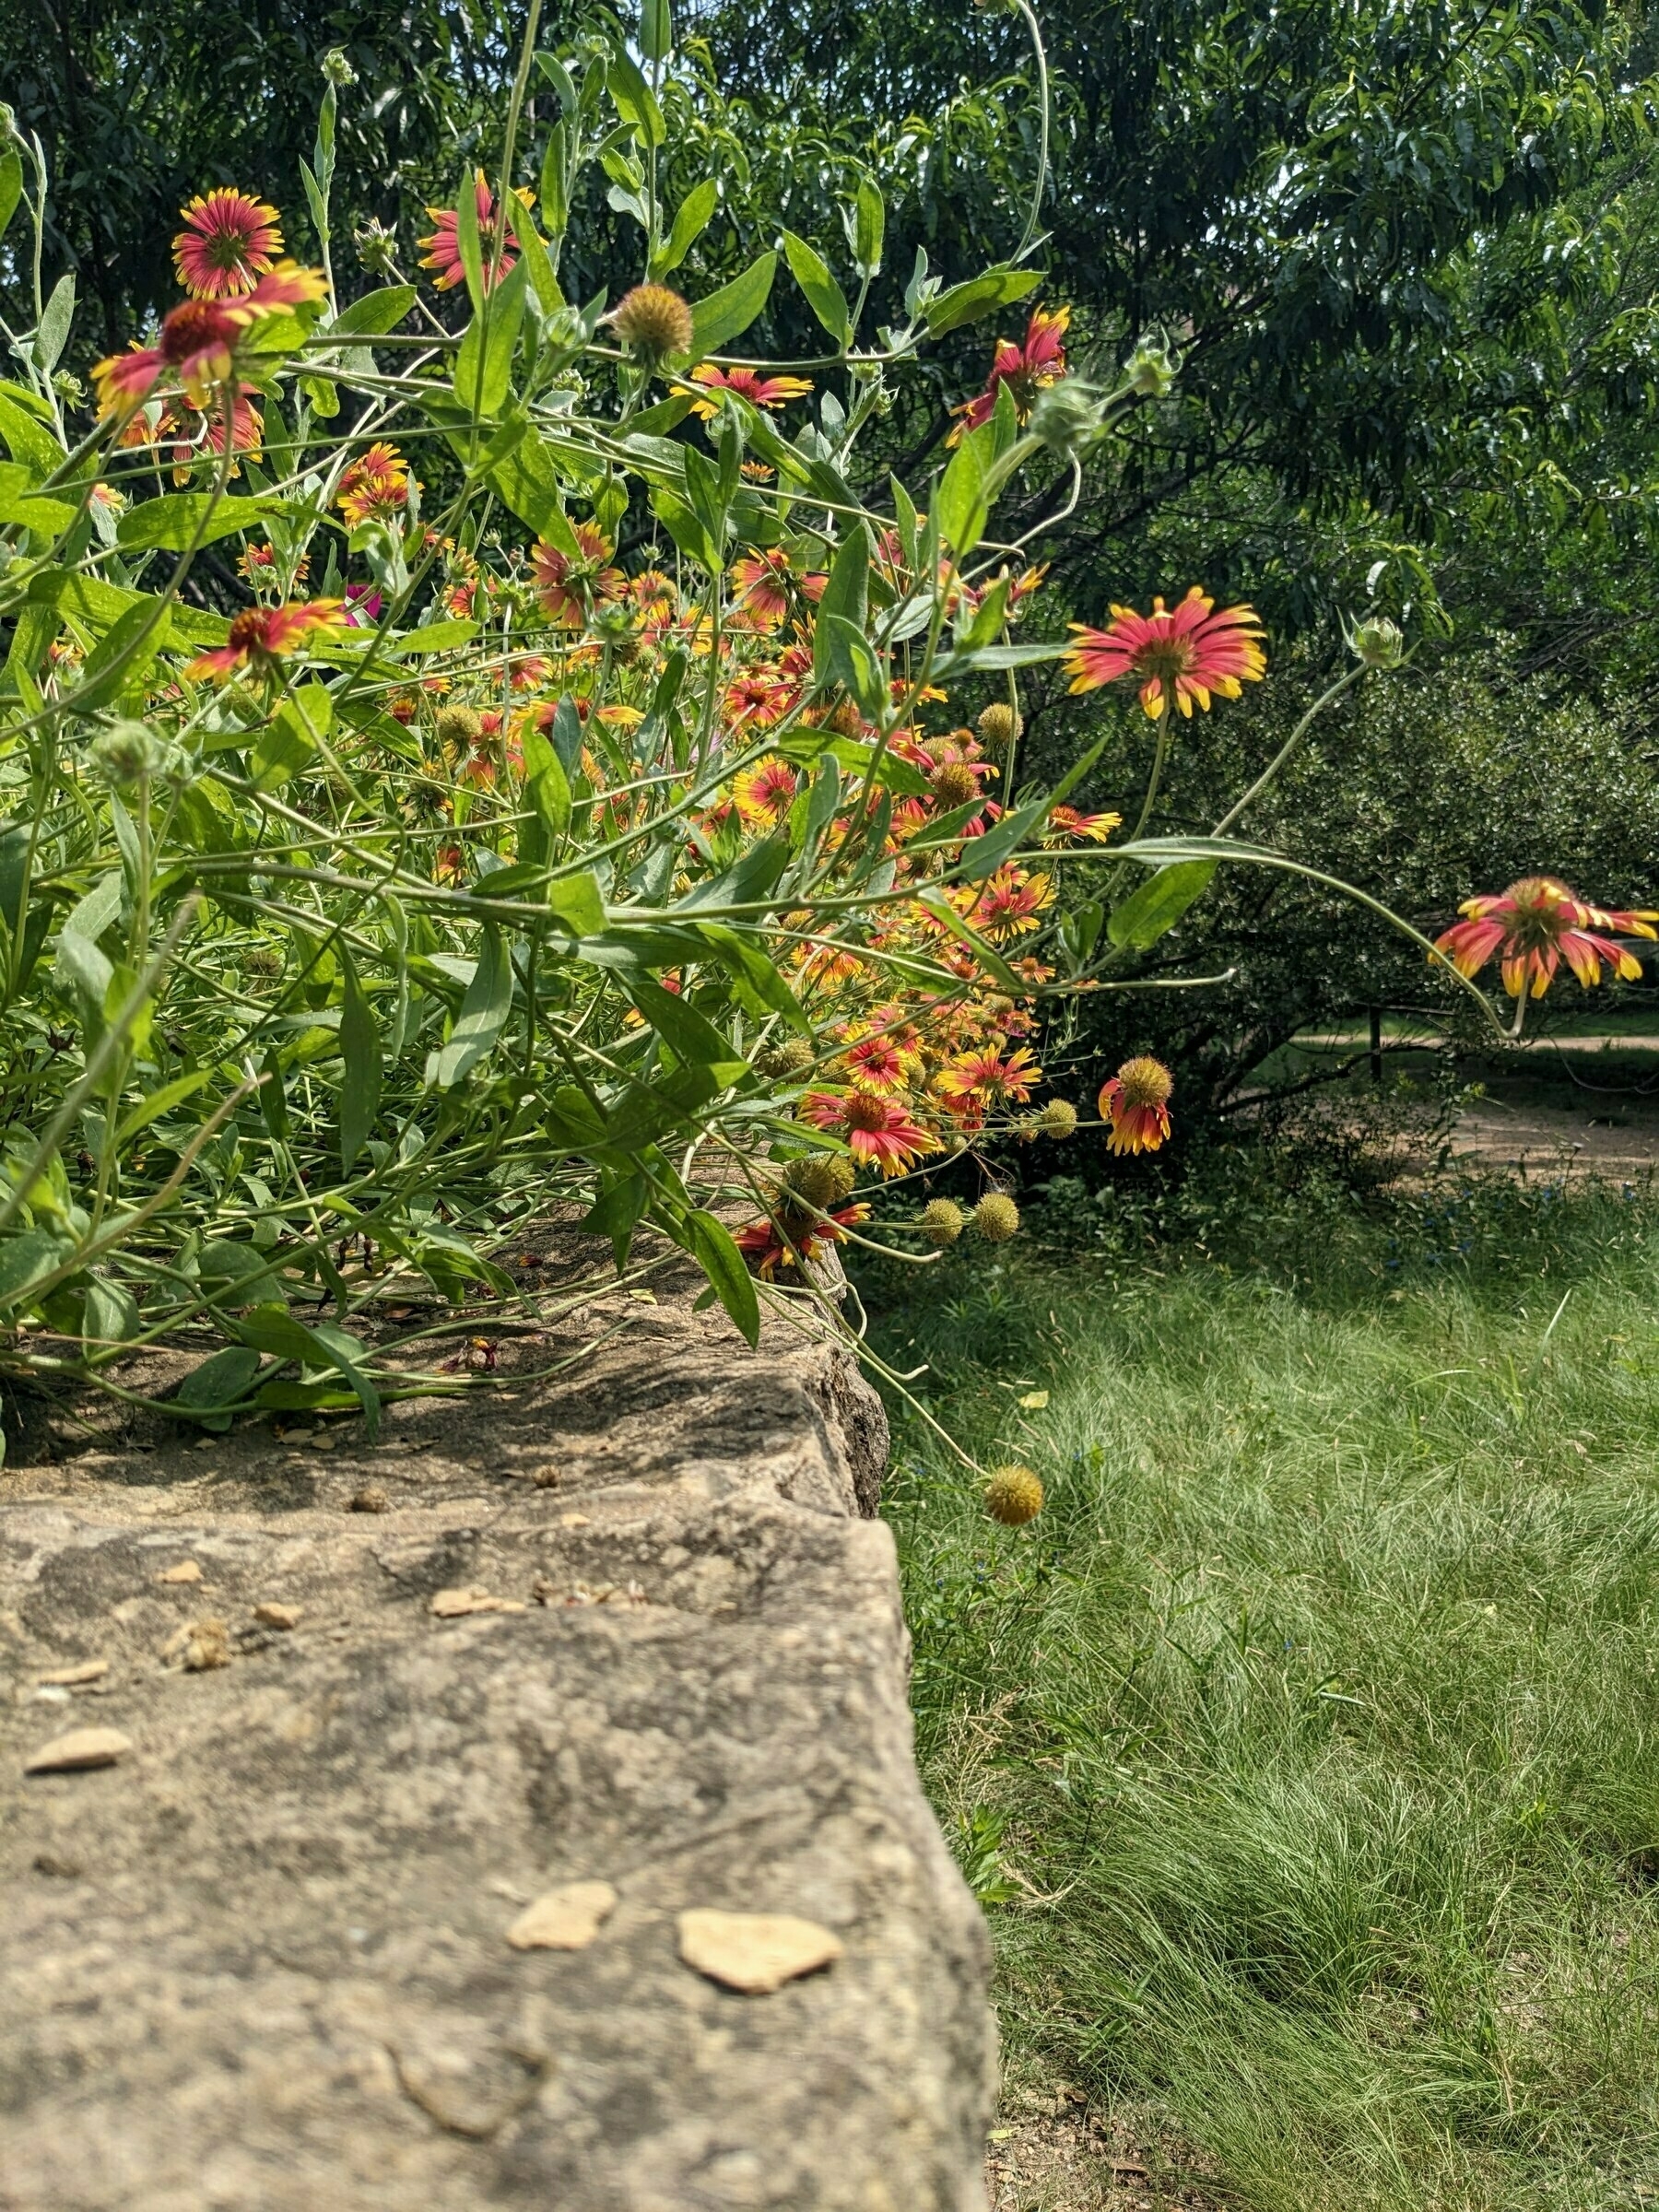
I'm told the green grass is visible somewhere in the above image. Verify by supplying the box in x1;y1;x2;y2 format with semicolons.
864;1179;1659;2210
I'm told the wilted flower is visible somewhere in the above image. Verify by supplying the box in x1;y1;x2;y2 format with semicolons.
610;283;694;359
984;1464;1044;1524
972;1192;1020;1241
1065;588;1265;721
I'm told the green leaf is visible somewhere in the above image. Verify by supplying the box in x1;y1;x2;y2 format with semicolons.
818;613;886;718
923;267;1042;338
547;866;605;935
514;215;565;313
782;230;852;347
688;252;777;362
853;179;884;276
115;1068;213;1145
455;258;528;418
117;491;276;553
74;599;164;712
434;924;512;1088
0;462;75;535
33;270;75;374
488;428;582;553
641;0;672;61
606;45;665;145
331;283;418;338
0;1230;75;1312
936;430;991;555
0;389;62;476
1107;860;1218;949
338;948;382;1169
696;923;811;1031
251;698;319;792
521;725;573;849
812;523;870;691
233;1303;380;1438
0;148;22;245
453;165;486;314
82;1275;139;1350
632;975;738;1065
657;177;717;276
687;1209;759;1347
175;1344;264;1429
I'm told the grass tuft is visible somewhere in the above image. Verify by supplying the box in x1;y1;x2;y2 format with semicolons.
866;1178;1659;2210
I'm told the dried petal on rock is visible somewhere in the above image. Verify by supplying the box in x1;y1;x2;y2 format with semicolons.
429;1586;527;1618
559;1512;591;1528
163;1618;230;1670
506;1879;618;1951
349;1487;390;1513
676;1910;843;1994
23;1726;133;1775
253;1602;301;1630
157;1559;204;1584
36;1659;110;1686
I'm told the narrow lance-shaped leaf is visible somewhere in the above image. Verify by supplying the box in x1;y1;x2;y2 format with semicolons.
338;947;382;1169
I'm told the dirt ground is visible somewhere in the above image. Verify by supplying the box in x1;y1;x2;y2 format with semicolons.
985;2088;1226;2212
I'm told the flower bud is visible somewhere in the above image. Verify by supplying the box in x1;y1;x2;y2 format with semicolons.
972;1192;1020;1243
322;46;358;84
984;1464;1044;1524
920;1197;965;1247
1124;338;1176;398
90;721;168;789
1027;378;1107;462
354;218;398;277
1347;614;1405;670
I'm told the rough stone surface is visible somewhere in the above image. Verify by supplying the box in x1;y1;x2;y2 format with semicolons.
0;1251;994;2211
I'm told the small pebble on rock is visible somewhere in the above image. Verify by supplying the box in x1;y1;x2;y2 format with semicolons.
23;1726;133;1776
253;1602;300;1630
506;1879;618;1950
430;1586;527;1618
35;1660;110;1687
676;1910;842;1994
157;1560;203;1584
349;1487;389;1513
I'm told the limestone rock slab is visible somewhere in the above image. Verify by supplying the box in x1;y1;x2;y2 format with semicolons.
0;1257;994;2210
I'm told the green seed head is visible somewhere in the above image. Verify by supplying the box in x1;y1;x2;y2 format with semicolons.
920;1197;965;1247
973;1192;1020;1243
984;1464;1044;1524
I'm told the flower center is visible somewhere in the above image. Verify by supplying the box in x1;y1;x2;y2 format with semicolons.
160;300;237;363
227;608;273;653
843;1091;890;1134
1117;1056;1173;1110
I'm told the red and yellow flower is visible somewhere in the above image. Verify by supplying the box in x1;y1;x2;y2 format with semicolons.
336;441;415;527
1100;1055;1174;1155
1065;588;1266;720
92;265;325;418
185;599;343;682
799;1088;937;1176
935;1043;1040;1112
1434;877;1658;999
683;364;813;418
531;525;624;627
733;757;799;830
966;865;1054;941
949;305;1070;443
419;172;534;292
736;1200;868;1280
172;189;284;300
